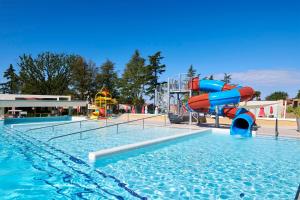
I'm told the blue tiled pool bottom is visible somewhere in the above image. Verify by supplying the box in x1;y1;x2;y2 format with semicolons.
96;133;300;199
0;125;147;199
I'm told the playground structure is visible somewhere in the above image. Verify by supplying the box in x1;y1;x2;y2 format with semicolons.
89;88;117;119
155;73;193;122
155;73;256;137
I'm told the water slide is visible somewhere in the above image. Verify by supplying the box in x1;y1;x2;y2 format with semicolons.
186;77;256;137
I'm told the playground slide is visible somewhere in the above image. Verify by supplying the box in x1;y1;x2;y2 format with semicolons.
186;77;256;137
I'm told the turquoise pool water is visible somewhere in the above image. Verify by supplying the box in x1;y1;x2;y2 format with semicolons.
96;132;300;199
14;121;189;160
1;124;146;199
1;121;300;199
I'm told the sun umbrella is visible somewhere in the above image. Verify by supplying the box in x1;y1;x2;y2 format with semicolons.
269;106;273;115
258;106;265;117
131;106;136;114
141;105;145;114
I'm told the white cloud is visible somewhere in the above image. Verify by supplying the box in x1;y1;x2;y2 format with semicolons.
214;69;300;98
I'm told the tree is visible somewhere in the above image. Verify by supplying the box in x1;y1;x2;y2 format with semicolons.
223;73;231;84
0;83;9;94
296;90;300;99
120;50;147;106
18;52;75;95
145;51;166;103
254;91;261;100
187;65;196;78
265;91;288;100
70;57;97;100
96;59;119;98
3;64;19;93
202;75;214;80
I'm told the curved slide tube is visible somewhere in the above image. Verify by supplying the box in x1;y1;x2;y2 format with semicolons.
186;77;256;137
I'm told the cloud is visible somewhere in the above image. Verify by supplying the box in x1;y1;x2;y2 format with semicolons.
214;69;300;98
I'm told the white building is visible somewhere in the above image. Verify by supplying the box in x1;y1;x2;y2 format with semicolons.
0;94;87;118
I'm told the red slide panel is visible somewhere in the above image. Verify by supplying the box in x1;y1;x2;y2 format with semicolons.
239;87;255;101
222;84;237;91
187;93;210;112
188;77;200;91
223;107;238;119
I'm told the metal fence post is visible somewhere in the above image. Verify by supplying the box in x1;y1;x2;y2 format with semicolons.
142;119;144;129
215;106;219;128
275;118;279;138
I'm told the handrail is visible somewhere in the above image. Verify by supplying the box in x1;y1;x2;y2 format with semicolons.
26;120;88;132
47;114;167;142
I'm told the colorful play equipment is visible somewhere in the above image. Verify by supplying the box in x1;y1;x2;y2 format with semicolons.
90;88;117;120
186;77;256;137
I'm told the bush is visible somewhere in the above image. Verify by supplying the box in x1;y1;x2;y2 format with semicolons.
294;107;300;118
286;106;294;113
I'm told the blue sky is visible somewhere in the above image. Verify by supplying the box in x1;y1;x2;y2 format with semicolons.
0;0;299;98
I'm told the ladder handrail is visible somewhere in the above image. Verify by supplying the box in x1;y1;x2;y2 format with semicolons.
47;114;167;142
26;120;88;132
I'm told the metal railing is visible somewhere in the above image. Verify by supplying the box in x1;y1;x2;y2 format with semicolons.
47;114;167;142
26;120;88;132
275;118;279;138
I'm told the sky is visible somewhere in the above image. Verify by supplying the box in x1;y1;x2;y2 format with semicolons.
0;0;299;98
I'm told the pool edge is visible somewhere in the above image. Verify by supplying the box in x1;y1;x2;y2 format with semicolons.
88;128;210;161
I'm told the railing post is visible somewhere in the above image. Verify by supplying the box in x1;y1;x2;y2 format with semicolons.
143;118;144;129
215;106;219;128
275;118;279;138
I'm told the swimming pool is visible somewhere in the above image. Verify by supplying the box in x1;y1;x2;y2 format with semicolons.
14;121;190;160
1;123;147;199
95;131;300;199
1;121;300;199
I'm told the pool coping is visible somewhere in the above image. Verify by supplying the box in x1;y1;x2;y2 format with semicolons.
88;128;210;161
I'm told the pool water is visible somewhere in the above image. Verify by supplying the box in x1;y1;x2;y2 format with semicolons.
14;121;189;160
96;132;300;199
1;121;300;199
0;124;147;199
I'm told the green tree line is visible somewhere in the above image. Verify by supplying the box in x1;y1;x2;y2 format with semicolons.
0;51;166;107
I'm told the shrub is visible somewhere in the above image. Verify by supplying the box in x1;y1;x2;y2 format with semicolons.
294;107;300;118
286;106;294;113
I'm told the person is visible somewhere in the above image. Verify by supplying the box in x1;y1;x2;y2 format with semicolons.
155;106;158;115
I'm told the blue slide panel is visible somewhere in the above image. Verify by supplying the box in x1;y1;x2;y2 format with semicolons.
230;113;254;137
199;80;225;92
209;89;241;107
